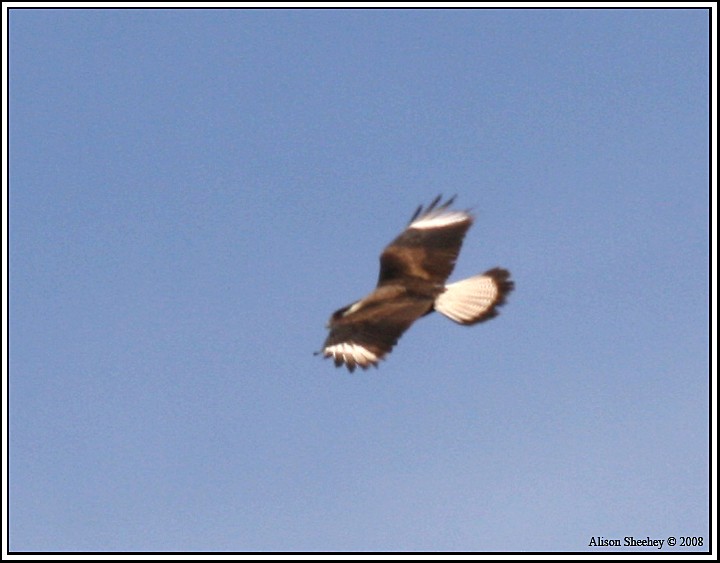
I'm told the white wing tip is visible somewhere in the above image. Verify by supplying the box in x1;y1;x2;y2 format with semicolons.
322;342;380;372
409;210;472;230
407;195;472;230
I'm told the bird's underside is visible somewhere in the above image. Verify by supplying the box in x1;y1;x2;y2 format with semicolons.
317;196;514;372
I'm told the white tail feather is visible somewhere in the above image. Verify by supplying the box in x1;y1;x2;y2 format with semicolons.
434;272;507;325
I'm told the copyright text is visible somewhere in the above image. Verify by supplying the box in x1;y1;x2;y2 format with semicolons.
588;536;704;549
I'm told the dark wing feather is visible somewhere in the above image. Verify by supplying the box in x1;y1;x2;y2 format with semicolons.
377;196;473;287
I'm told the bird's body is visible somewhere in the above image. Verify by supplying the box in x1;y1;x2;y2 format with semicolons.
317;196;513;372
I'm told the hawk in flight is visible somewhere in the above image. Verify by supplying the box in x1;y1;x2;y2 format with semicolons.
317;196;514;372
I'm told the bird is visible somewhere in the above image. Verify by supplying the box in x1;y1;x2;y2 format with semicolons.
316;195;514;372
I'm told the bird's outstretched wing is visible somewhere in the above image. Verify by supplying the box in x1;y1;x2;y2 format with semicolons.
377;195;474;287
318;294;433;372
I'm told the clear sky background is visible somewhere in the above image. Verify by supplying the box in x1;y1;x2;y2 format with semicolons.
8;7;710;553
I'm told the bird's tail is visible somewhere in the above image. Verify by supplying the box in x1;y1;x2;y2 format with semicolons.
433;268;514;325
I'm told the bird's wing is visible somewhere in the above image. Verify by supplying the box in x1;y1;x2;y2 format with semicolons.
319;296;433;372
377;195;474;287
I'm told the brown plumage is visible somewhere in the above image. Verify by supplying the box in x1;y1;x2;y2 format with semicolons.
317;196;514;372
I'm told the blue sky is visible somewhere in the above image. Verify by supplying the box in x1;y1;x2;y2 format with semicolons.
8;7;710;553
